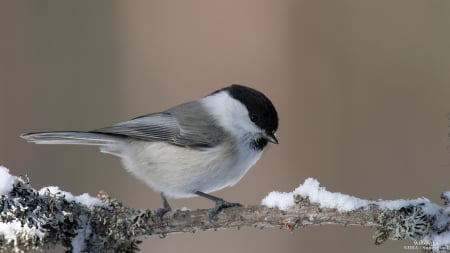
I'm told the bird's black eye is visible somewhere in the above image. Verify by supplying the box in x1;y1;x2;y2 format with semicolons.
250;113;258;123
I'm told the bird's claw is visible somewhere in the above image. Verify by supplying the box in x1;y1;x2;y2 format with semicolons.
207;200;242;222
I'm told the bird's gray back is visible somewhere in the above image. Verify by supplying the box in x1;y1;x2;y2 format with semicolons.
93;101;228;148
164;101;228;148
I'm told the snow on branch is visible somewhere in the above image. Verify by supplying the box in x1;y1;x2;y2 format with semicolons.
1;165;450;253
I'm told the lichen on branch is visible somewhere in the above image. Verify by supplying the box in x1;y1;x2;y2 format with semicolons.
1;167;450;253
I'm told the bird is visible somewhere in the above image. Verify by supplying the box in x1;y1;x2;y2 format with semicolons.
21;84;279;221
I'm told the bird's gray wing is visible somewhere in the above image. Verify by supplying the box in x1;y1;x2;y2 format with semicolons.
92;102;226;148
93;113;179;142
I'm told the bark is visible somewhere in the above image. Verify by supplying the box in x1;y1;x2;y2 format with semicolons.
1;174;449;252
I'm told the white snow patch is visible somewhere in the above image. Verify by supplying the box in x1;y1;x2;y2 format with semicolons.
0;166;17;195
0;220;45;243
39;186;104;207
262;178;370;211
261;191;295;211
71;215;91;253
377;198;429;210
72;193;105;207
71;232;87;253
294;178;371;211
262;178;440;213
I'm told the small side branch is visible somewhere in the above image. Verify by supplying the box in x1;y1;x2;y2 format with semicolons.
0;170;449;252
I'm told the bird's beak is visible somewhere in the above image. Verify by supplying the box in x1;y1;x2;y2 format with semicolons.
263;131;279;144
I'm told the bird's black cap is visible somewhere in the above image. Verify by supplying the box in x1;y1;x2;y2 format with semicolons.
220;84;279;137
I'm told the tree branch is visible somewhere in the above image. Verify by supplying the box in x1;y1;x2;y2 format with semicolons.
1;168;449;253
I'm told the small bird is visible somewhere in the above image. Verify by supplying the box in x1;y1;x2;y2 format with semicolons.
22;84;279;220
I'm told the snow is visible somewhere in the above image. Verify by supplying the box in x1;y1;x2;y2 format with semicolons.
0;166;17;195
262;177;450;248
39;186;104;207
262;177;370;211
377;198;429;210
0;220;45;244
295;178;371;211
71;215;91;253
262;178;440;213
261;191;295;211
72;193;105;207
377;198;442;217
0;166;102;208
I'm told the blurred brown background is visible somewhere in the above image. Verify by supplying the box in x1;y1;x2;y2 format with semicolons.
1;1;450;252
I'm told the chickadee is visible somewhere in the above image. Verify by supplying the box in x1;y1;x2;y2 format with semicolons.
22;84;279;220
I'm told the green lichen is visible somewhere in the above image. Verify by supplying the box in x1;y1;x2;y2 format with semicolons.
374;204;432;245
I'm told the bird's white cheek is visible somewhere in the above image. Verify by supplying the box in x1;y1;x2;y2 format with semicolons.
201;92;262;138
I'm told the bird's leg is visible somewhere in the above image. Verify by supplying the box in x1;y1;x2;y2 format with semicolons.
195;191;242;222
156;192;172;218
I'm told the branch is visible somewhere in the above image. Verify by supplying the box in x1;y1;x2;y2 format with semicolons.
1;166;450;253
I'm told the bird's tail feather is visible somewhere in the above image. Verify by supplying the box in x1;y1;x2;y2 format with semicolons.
20;131;118;146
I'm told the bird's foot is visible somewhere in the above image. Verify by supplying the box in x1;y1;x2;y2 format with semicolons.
156;192;172;219
207;200;242;222
195;191;242;222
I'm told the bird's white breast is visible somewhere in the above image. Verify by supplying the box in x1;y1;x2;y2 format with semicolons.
119;140;262;198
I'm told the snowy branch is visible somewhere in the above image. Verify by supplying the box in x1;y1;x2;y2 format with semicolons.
1;165;450;253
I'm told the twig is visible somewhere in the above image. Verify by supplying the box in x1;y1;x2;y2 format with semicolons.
1;172;449;253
